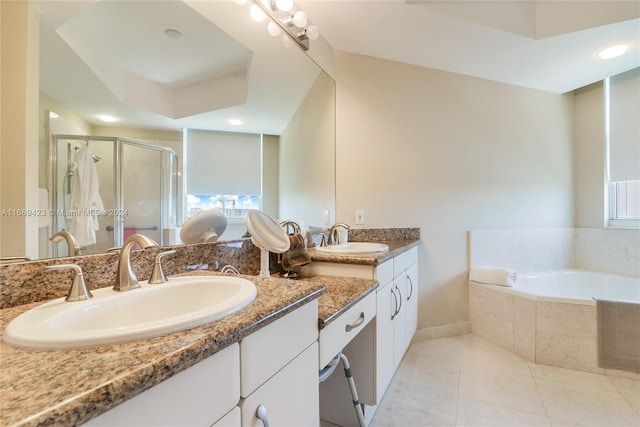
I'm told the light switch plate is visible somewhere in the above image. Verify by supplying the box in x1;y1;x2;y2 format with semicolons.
355;209;365;225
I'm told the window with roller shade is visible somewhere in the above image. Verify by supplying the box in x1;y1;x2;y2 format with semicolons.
184;129;261;219
606;68;640;226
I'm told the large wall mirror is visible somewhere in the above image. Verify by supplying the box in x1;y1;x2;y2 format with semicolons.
31;0;335;260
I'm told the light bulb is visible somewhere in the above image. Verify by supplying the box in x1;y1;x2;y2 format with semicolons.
275;0;293;12
597;44;629;59
250;4;266;22
267;21;281;37
292;10;307;27
306;24;319;40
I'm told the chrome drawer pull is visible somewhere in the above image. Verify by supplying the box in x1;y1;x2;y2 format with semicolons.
256;404;270;427
345;312;365;332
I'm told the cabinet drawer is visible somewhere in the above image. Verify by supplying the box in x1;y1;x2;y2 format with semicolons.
241;343;319;427
318;291;376;368
240;300;318;397
86;343;240;426
393;252;406;278
375;259;393;286
406;246;418;266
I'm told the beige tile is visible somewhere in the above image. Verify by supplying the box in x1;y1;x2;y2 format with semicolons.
535;376;640;426
370;379;457;427
459;363;546;415
535;331;600;373
461;334;530;376
529;362;619;394
608;376;640;417
536;302;596;339
456;396;551;426
513;296;536;361
394;338;461;395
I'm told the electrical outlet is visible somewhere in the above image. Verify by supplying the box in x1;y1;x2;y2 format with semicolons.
355;209;365;225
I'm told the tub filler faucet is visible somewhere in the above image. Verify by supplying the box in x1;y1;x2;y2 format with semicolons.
114;234;158;292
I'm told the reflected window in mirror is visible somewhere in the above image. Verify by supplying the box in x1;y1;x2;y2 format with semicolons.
186;195;260;220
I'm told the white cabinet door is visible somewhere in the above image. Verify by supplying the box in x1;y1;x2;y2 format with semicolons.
405;262;419;349
392;274;407;371
375;280;395;403
241;343;319;427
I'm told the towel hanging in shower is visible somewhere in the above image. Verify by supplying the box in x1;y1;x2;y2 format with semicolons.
69;146;104;247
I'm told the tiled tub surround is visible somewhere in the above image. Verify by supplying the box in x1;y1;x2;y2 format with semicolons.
0;231;410;426
469;227;640;278
468;227;640;379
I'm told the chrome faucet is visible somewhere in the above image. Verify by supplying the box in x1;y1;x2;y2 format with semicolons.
328;222;350;245
114;234;158;292
50;230;83;256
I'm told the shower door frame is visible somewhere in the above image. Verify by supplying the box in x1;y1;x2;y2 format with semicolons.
49;135;176;257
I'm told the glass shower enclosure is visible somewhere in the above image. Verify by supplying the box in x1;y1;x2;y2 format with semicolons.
49;135;179;257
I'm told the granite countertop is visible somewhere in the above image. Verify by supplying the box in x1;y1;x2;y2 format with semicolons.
0;272;378;427
308;239;420;266
0;274;324;427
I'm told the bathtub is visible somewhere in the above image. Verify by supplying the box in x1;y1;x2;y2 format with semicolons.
469;269;640;378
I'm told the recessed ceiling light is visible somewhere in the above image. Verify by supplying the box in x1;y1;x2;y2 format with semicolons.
229;119;243;126
98;115;116;123
597;44;629;60
164;29;182;39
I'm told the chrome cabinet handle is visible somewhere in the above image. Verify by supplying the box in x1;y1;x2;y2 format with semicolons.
395;285;403;316
407;275;414;301
256;404;270;427
345;312;365;332
391;287;398;320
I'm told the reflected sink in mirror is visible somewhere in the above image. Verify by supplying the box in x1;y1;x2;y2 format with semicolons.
3;276;257;350
315;242;389;255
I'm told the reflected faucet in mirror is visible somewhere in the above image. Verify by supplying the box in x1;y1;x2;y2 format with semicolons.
328;223;350;245
49;230;84;256
114;234;158;292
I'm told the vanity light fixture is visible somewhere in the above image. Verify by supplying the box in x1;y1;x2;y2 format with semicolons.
597;44;629;59
247;0;319;51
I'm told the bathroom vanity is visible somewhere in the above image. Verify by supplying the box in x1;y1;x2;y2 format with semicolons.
304;242;420;426
0;233;419;426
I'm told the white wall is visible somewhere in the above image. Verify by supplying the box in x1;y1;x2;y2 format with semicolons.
334;51;575;328
280;72;336;227
573;83;606;228
1;1;40;259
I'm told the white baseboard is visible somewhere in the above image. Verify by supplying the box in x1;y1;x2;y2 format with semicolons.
412;322;471;343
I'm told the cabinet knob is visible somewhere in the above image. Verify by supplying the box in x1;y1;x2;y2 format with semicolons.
256;404;270;427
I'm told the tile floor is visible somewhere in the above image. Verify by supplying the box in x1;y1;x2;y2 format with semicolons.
369;334;640;427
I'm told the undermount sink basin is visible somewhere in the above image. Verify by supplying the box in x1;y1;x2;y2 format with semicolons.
315;242;389;255
3;276;257;350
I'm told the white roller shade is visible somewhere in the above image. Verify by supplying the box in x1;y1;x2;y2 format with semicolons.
186;129;261;195
609;67;640;182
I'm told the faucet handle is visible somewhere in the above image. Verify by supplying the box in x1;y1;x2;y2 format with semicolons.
149;250;176;284
46;264;93;302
